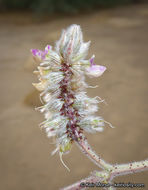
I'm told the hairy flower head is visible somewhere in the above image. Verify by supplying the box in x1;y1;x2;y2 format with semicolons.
32;24;109;170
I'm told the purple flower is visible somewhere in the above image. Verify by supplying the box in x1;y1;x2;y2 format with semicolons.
86;65;106;77
90;55;95;65
85;55;106;77
31;45;51;61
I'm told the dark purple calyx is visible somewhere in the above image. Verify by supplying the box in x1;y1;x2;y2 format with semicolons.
59;62;83;141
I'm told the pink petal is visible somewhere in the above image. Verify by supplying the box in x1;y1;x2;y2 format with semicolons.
86;65;106;77
45;45;51;52
89;55;95;65
31;45;51;61
31;49;39;56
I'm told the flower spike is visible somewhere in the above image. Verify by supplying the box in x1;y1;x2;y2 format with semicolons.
32;24;107;169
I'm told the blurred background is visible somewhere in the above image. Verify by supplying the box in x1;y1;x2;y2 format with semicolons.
0;0;148;190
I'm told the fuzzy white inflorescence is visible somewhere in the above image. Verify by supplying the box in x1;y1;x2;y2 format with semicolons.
31;24;107;161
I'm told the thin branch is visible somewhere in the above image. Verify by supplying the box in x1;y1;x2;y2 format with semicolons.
61;159;148;190
76;139;113;171
111;159;148;177
61;139;148;190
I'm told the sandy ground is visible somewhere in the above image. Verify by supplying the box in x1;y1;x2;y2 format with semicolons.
0;3;148;190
